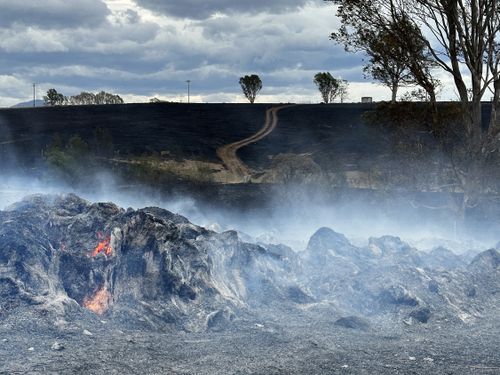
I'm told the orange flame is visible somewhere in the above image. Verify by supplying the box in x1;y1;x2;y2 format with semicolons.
83;287;111;315
91;232;112;257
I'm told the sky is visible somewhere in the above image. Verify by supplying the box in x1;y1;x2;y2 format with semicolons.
0;0;456;106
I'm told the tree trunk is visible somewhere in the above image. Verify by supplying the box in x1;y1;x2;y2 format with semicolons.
489;78;500;132
468;99;483;153
391;82;398;103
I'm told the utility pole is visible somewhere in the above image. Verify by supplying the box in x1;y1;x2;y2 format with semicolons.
186;80;191;103
33;83;36;107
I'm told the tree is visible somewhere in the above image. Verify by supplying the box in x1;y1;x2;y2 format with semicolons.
95;91;124;105
338;79;350;103
330;1;439;103
314;72;340;103
328;0;500;224
362;28;413;103
43;89;65;106
239;75;262;104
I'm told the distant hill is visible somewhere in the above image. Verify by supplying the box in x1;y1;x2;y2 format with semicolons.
11;99;45;108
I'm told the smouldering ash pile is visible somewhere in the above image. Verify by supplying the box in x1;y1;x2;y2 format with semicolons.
1;194;499;374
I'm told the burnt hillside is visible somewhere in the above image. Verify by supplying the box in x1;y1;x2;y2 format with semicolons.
0;103;267;167
0;103;386;170
0;101;493;180
239;104;385;170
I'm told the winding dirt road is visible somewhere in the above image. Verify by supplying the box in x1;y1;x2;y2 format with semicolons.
217;105;294;181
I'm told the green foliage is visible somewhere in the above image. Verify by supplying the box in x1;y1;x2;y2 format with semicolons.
66;135;90;156
362;27;412;102
43;130;213;187
43;89;65;106
239;75;262;104
328;1;439;102
313;72;340;103
44;134;92;182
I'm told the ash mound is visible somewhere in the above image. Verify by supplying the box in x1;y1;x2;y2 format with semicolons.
0;194;306;332
1;194;499;334
300;229;499;325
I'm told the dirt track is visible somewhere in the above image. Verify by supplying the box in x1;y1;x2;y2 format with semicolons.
216;105;294;181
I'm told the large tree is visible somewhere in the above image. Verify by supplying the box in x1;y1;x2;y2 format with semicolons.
314;72;341;103
239;75;262;104
328;0;500;221
330;1;439;103
363;27;417;103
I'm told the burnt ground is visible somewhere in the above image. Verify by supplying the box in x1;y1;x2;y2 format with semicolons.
1;310;499;374
0;103;269;167
1;102;496;181
238;104;385;171
0;102;492;171
239;103;494;172
0;102;404;176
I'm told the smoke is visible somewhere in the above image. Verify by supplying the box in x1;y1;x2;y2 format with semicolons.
190;183;496;253
0;106;498;254
0;164;496;255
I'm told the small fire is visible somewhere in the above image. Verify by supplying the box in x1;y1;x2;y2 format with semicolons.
91;232;113;257
83;286;111;315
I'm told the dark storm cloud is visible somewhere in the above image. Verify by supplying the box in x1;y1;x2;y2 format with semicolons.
0;1;110;28
134;0;313;19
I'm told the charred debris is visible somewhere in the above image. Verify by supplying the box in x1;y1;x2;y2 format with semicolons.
0;194;498;334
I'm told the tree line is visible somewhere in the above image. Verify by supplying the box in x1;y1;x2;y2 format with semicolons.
44;89;124;106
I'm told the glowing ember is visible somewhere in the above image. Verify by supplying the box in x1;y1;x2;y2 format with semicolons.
83;287;111;315
91;232;112;257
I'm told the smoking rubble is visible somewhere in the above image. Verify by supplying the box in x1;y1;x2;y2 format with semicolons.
0;194;499;374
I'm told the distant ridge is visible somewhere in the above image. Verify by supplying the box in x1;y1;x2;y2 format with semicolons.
11;99;45;108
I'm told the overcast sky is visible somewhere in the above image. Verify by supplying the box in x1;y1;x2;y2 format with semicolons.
0;0;454;106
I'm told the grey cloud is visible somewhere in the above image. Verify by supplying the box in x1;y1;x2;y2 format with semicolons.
0;1;110;28
0;16;160;55
196;11;355;74
0;1;370;106
122;10;141;24
134;0;312;19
